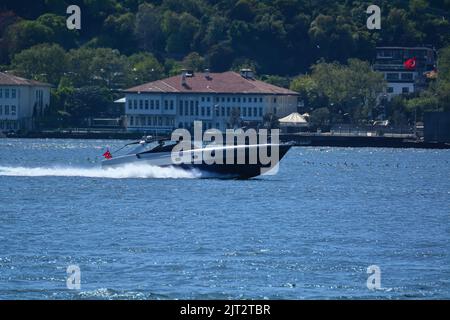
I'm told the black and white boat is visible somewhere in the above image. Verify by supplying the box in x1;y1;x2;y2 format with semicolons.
101;136;292;179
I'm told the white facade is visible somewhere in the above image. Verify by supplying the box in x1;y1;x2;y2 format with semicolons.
124;93;298;133
0;84;50;131
382;71;418;99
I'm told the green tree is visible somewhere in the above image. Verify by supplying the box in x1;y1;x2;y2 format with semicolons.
134;3;165;53
289;74;325;108
64;86;113;124
102;13;136;53
309;59;386;122
5;20;54;57
67;47;128;88
182;52;206;72
37;13;78;49
206;42;234;72
310;107;330;128
127;52;164;86
162;11;200;55
12;43;67;85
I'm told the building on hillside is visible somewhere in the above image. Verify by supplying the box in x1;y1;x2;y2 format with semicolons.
373;46;437;99
0;72;51;131
122;69;299;133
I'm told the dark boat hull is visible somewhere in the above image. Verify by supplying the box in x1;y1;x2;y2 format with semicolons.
102;144;291;179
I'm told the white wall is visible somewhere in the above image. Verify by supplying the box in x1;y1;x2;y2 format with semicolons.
0;85;50;131
124;93;298;132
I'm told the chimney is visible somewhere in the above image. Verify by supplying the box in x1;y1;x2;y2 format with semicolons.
240;68;254;79
181;73;187;86
204;68;211;80
181;68;194;78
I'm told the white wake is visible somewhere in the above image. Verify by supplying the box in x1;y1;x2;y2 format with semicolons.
0;163;202;179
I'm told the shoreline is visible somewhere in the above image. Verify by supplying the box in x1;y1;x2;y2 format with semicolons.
2;131;449;149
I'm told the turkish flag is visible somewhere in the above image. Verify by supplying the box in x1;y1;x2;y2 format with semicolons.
103;149;112;159
404;57;417;70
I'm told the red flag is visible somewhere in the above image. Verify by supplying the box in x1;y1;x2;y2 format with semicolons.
404;57;417;70
103;149;112;159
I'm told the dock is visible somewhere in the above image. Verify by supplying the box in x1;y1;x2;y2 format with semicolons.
280;133;450;149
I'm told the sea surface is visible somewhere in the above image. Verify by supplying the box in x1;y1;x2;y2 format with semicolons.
0;138;449;300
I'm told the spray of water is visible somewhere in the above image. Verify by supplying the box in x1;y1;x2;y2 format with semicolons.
0;163;203;179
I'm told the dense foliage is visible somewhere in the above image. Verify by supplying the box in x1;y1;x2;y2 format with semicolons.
0;0;449;127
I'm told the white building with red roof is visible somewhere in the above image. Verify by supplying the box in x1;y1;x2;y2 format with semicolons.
0;72;51;131
123;69;299;132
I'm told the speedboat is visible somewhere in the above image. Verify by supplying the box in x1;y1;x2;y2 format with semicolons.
101;136;292;179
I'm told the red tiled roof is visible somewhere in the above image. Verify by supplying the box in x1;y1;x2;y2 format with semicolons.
124;71;298;95
0;72;51;86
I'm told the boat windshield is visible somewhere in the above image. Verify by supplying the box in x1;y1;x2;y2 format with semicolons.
129;140;178;154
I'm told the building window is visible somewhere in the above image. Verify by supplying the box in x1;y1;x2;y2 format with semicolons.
133;100;137;109
170;100;174;110
221;107;225;117
273;97;277;103
221;97;225;102
5;89;9;98
215;107;219;117
402;87;410;93
11;89;16;98
387;87;394;93
237;97;241;103
11;106;16;115
130;116;134;125
259;97;263;103
201;107;205;116
207;97;210;102
243;97;246;103
156;100;160;109
401;73;413;80
139;100;143;109
164;100;168;110
128;100;132;110
0;89;2;98
207;107;211;116
243;107;247;117
254;107;257;116
0;105;2;115
4;105;9;115
227;97;230;103
227;107;230;117
248;107;252;117
254;97;257;103
145;100;149;109
201;97;205;102
232;97;236;102
150;100;154;109
259;108;263;117
386;73;399;81
179;102;183;115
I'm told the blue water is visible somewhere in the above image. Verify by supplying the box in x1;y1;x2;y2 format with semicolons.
0;138;449;299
